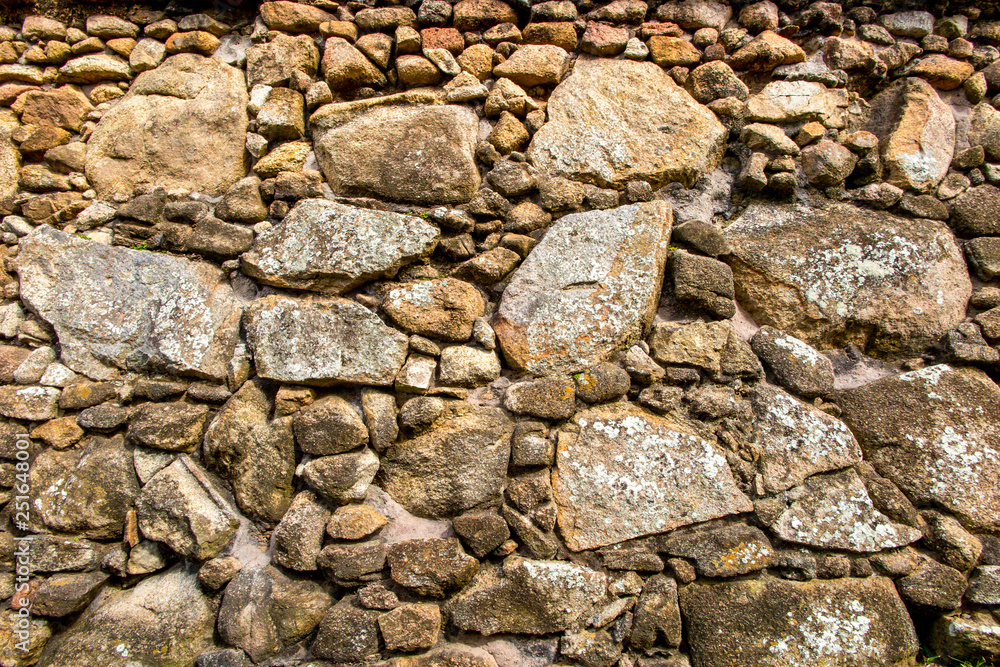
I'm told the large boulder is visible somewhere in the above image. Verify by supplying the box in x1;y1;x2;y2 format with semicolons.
311;100;480;204
680;576;919;666
244;295;409;386
494;201;672;376
837;365;1000;531
527;58;726;189
553;402;752;551
241;199;439;292
16;226;241;381
380;405;513;518
85;53;248;201
863;77;955;193
724;199;970;357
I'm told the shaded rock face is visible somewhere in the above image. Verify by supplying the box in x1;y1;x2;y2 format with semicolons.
241;199;439;293
680;576;918;667
17;226;241;381
553;402;752;551
85;54;248;200
312;102;480;205
725;199;971;357
838;365;1000;531
494;201;671;376
527;58;726;189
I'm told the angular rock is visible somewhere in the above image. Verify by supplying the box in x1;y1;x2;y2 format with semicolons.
897;559;967;609
670;250;735;319
19;86;93;132
728;30;806;71
659;521;773;578
438;346;501;386
242;199;439;293
950;184;1000;237
494;202;671;376
724;199;970;357
657;0;731;30
388;538;478;597
311;596;380;662
135;456;240;560
246;33;319;88
932;612;1000;663
527;59;726;189
746;80;849;127
17;226;241;381
127;401;209;452
86;54;248;201
503;376;576;420
273;491;330;571
381;278;485;342
492;44;569;87
312;101;480;205
445;557;606;635
380;603;441;652
837;365;1000;531
629;574;682;650
680;576;918;666
0;386;59;421
321;37;386;91
31;572;108;618
381;405;513;518
453;511;510;557
260;1;335;32
751;326;834;397
863;77;955;193
301;448;380;503
553;402;752;551
245;295;409;386
327;504;387;540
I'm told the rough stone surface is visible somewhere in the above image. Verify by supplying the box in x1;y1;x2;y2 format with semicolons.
751;326;835;397
724;199;971;357
553;402;752;551
494;201;671;376
388;538;478;597
527;58;726;189
659;522;773;578
382;278;485;342
292;395;368;456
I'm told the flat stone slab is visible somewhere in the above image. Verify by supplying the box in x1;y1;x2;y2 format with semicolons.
17;226;241;381
837;365;1000;531
241;198;439;293
244;295;408;386
527;57;726;189
680;576;919;667
724;198;970;358
553;402;752;551
494;201;671;376
312;101;480;205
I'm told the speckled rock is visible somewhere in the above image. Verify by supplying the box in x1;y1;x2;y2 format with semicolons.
553;402;752;551
838;365;1000;531
494;201;671;376
17;226;241;381
381;278;485;342
241;199;439;293
527;58;726;189
751;326;835;397
746;80;850;128
680;576;918;667
659;521;773;577
245;295;409;386
312;101;480;205
724;199;970;357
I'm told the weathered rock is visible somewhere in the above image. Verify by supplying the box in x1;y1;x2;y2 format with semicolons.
801;139;858;187
922;510;982;571
553;402;752;551
317;541;387;583
680;576;918;666
86;54;247;201
437;346;502;386
19;86;93;132
837;365;1000;531
965;566;1000;604
724;199;970;357
932;612;1000;663
492;44;569;87
670;250;735;319
728;30;806;71
0;386;59;421
503;376;576;420
657;0;731;30
312;101;480;205
327;504;387;540
29;434;139;539
628;574;683;651
751;326;834;397
273;491;330;571
127;401;209;452
246;34;318;88
380;603;441;652
689;61;749;104
390;644;501;667
292;395;368;456
574;362;630;403
863;77;955;194
245;295;409;386
659;521;773;578
445;557;606;635
388;538;478;597
261;1;336;32
494;201;671;376
203;378;296;524
0;116;19;211
301;448;380;503
321;37;387;91
897;559;967;609
135;456;240;560
968;102;1000;163
381;278;485;342
30;572;108;618
527;58;726;189
950;184;1000;237
18;226;241;381
453;511;510;557
747;80;848;128
381;405;512;518
241;199;439;293
311;596;381;662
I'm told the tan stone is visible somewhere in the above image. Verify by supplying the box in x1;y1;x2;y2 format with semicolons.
326;504;387;540
18;86;93;131
648;36;702;67
260;1;336;32
322;37;386;91
522;22;579;51
492;44;570;86
381;278;485;342
728;30;805;71
909;54;975;90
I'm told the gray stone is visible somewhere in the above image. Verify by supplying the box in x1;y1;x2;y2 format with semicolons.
494;202;671;376
630;574;683;650
553;402;751;551
751;326;834;397
965;566;1000;604
503;376;576;420
0;385;59;421
311;596;380;662
273;491;330;571
660;521;773;578
950;184;1000;237
897;559;967;608
528;59;726;189
31;572;108;618
242;198;439;292
17;226;241;381
301;448;380;503
245;295;409;386
669;250;735;319
438;346;501;386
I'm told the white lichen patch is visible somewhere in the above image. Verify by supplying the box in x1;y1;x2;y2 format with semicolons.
767;598;873;662
773;333;824;367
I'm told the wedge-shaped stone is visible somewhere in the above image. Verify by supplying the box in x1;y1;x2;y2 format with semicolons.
528;58;726;188
0;113;18;211
680;576;918;667
445;557;606;635
746;80;849;128
17;226;241;381
312;101;480;205
724;199;970;357
381;405;513;518
241;199;439;292
553;402;752;551
494;201;671;376
245;295;408;386
838;365;1000;531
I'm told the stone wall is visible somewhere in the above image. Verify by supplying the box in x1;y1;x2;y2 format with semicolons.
0;1;998;666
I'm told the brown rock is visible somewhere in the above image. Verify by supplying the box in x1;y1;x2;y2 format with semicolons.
648;36;702;67
454;0;518;32
322;37;386;91
260;1;336;32
381;278;485;342
728;30;806;71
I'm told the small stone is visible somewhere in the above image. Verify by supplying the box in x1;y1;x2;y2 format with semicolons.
272;491;330;571
388;538;478;598
327;504;387;540
301;448;380;504
380;603;441;651
438;346;501;387
292;396;368;456
897;559;967;609
503;376;575;420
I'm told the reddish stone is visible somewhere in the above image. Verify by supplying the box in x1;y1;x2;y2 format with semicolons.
421;27;466;54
